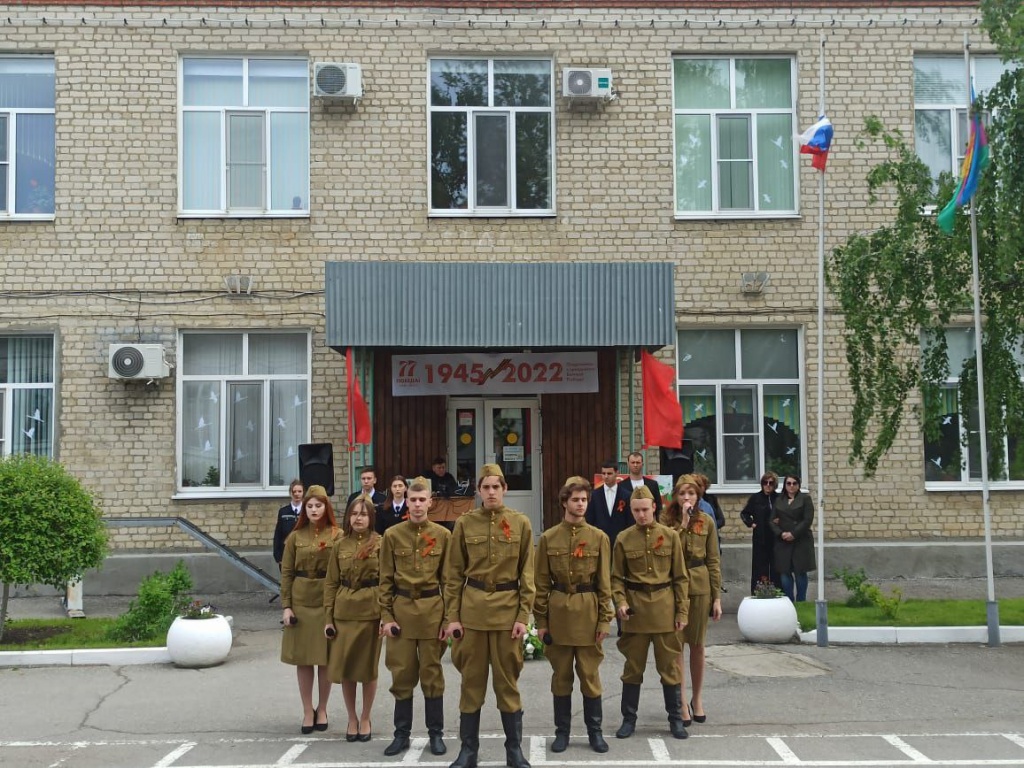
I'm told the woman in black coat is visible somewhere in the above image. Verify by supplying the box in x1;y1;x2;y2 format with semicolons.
770;475;816;602
739;472;781;595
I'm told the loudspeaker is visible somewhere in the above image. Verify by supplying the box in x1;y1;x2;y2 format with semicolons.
298;443;335;497
660;439;694;486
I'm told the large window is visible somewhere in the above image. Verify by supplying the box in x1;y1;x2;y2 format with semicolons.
429;58;553;215
923;328;1024;486
0;56;55;219
673;57;796;217
1;335;55;457
180;57;309;216
677;328;802;488
914;55;1015;183
179;332;309;493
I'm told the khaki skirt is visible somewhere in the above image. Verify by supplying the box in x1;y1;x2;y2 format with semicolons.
682;593;711;646
328;619;383;683
281;577;329;667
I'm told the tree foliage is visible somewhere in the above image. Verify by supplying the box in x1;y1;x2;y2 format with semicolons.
828;35;1024;476
0;454;108;641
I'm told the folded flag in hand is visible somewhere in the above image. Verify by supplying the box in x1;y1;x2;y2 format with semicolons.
798;115;834;171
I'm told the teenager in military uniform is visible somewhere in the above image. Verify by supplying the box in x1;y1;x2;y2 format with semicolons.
379;477;451;757
611;485;690;740
443;463;535;768
280;485;339;734
534;476;613;754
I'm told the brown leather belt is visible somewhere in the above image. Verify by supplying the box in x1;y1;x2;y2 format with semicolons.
341;578;379;589
552;583;596;594
395;586;441;599
294;570;327;579
687;558;706;569
466;577;519;593
624;580;672;593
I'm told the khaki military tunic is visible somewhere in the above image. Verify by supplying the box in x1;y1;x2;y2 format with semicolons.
444;505;535;713
534;520;612;697
280;525;339;667
324;530;382;683
611;523;689;686
379;519;451;699
674;510;722;646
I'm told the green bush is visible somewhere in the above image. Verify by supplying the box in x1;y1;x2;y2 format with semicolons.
834;567;902;619
106;562;194;643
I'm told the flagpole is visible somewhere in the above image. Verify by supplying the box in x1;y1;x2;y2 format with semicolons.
963;33;1000;647
814;34;829;647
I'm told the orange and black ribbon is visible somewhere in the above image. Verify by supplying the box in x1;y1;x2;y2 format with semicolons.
501;519;512;541
572;542;586;558
616;500;625;513
420;532;437;557
653;535;665;551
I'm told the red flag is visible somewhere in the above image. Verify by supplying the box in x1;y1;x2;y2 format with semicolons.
641;350;683;449
345;347;372;449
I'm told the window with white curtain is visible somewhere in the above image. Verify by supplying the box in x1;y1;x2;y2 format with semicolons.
0;335;55;457
923;328;1024;486
429;58;553;215
913;55;1016;183
0;56;55;219
676;328;803;488
178;331;309;492
180;57;309;216
673;56;796;217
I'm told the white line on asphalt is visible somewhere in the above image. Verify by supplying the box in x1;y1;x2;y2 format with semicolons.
883;735;934;763
402;736;427;763
766;736;800;764
275;744;308;765
647;736;671;762
529;735;546;764
1003;733;1024;750
152;742;196;768
114;760;1024;767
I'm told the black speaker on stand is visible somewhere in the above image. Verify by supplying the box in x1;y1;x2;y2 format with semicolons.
298;443;335;497
659;439;694;487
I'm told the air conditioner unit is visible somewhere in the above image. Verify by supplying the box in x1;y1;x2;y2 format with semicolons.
563;67;613;99
313;62;363;99
108;344;170;380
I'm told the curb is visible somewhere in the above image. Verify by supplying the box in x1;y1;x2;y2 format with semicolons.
798;625;1024;644
0;647;171;667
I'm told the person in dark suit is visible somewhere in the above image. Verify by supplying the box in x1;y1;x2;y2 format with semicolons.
376;475;409;535
347;466;387;507
424;457;459;498
585;461;633;550
621;452;663;520
274;479;305;569
739;472;782;595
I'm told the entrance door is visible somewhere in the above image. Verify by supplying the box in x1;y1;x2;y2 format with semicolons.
449;398;541;533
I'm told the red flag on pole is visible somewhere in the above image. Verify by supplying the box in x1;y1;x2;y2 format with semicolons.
345;347;372;449
641;350;683;449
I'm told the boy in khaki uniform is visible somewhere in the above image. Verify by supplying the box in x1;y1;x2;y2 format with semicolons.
443;464;535;768
611;485;690;740
535;476;613;754
379;478;451;757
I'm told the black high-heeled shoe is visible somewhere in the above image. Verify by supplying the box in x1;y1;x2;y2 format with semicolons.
690;699;706;724
357;720;372;742
314;706;328;732
682;701;692;728
301;711;315;735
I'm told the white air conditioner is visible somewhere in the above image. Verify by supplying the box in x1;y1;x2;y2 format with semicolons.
313;62;363;99
562;67;613;99
108;344;170;380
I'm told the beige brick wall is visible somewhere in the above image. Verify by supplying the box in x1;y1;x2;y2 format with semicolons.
2;3;1020;551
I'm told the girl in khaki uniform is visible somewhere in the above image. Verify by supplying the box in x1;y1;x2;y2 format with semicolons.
663;475;722;727
280;485;340;734
325;496;383;742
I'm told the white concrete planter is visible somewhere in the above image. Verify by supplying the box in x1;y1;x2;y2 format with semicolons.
166;615;233;668
737;596;799;643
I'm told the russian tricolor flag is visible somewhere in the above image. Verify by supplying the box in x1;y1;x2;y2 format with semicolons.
798;115;834;171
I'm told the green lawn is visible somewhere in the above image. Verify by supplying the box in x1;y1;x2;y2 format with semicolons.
795;598;1024;632
0;618;163;651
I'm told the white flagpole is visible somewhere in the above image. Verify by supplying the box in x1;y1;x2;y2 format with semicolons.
963;33;1000;647
815;34;829;647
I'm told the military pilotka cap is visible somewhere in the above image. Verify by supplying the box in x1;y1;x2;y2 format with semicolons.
304;484;328;500
630;485;655;502
479;462;505;482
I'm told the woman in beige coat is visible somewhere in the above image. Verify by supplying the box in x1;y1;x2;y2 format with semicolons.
280;484;340;734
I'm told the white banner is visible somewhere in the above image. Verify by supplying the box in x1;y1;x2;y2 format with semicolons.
392;352;599;396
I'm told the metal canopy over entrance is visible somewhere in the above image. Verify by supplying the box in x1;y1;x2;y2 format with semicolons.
326;261;674;349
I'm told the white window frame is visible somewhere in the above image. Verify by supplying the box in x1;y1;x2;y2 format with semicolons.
676;328;805;494
427;57;555;217
175;330;311;498
0;334;56;458
923;327;1024;491
0;55;56;221
178;56;309;218
672;55;798;220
